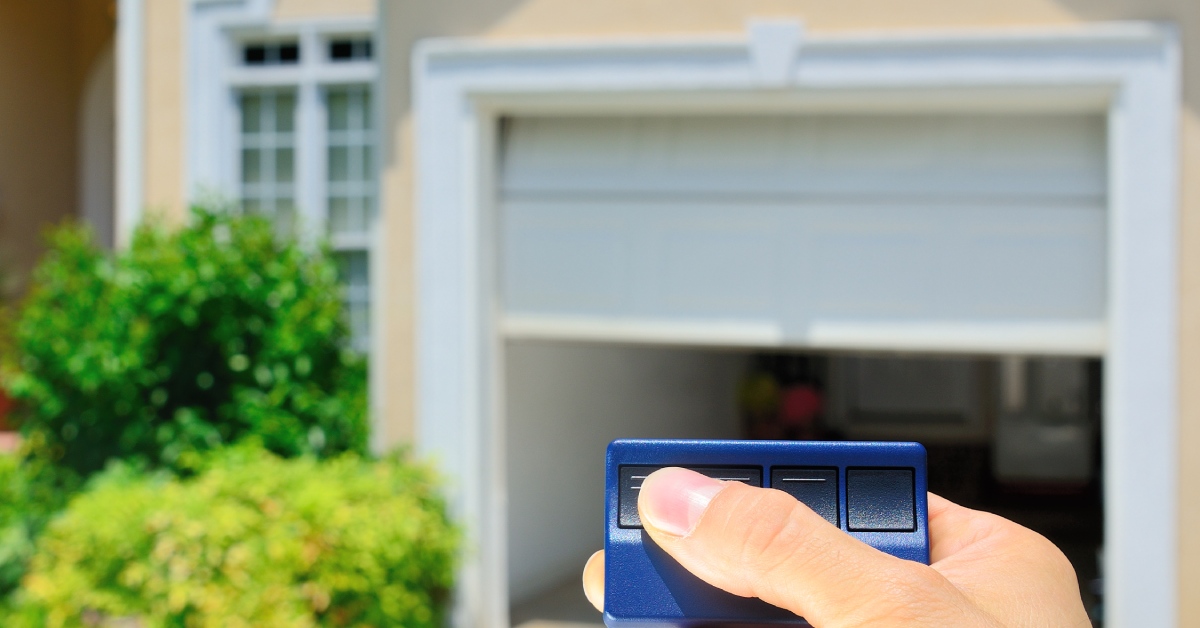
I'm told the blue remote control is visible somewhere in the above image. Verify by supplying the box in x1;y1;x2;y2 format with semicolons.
604;439;929;627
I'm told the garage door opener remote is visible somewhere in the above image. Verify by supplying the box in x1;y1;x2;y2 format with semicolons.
604;439;929;627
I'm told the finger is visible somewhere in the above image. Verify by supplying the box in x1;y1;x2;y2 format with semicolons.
582;550;604;612
927;492;1002;564
637;467;993;627
925;494;1090;627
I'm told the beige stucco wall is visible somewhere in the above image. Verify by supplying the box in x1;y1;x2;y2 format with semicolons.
143;0;186;224
0;0;113;298
273;0;377;20
380;0;1200;620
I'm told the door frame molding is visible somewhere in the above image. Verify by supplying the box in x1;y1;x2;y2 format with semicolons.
411;21;1180;627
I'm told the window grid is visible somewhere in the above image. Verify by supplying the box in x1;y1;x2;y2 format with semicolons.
235;38;375;353
239;89;297;234
327;85;374;239
326;85;374;351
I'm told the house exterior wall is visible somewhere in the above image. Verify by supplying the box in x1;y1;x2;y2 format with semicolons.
0;0;113;297
273;0;377;21
380;0;1200;621
143;0;186;224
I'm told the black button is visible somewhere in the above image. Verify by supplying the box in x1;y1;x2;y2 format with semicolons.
771;468;839;526
846;468;915;532
619;466;762;528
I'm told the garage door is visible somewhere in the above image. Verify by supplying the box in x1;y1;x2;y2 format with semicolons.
499;114;1106;354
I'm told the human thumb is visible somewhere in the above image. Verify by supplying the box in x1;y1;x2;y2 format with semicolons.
636;467;995;627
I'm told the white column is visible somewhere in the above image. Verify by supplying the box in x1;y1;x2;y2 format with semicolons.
115;0;145;248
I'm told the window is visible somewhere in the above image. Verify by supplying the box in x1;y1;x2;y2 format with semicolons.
327;85;374;351
239;89;296;233
243;41;300;65
234;36;376;352
329;38;372;61
327;86;374;238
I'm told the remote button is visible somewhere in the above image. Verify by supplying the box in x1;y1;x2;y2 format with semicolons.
846;468;916;532
771;468;839;526
618;466;762;528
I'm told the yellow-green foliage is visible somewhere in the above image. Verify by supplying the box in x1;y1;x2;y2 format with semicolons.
0;443;79;602
8;445;458;628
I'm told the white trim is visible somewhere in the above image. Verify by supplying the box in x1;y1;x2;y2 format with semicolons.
502;316;786;348
225;64;377;88
116;0;145;248
369;0;389;459
805;321;1107;356
501;316;1107;356
413;22;1180;628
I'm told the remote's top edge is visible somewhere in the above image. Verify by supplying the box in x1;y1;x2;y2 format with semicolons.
608;438;927;453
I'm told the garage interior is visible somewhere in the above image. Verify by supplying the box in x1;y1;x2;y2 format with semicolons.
505;343;1104;627
497;113;1108;626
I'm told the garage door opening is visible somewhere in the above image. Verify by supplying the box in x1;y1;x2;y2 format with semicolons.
505;342;1103;627
498;111;1108;625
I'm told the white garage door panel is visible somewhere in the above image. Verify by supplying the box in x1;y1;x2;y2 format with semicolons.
500;115;1107;353
502;114;1106;200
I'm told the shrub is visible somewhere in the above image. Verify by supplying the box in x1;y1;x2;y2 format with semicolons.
2;207;367;476
8;444;458;628
0;446;77;604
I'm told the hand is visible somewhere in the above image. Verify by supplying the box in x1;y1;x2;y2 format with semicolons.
582;467;1090;627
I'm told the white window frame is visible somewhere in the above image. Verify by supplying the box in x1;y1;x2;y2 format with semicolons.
185;0;382;435
413;21;1180;628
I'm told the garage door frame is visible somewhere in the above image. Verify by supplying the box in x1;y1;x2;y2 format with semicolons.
412;22;1180;628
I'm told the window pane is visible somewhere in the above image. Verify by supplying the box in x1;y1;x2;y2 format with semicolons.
330;37;373;62
328;91;349;131
328;146;349;182
241;149;262;183
337;250;371;349
274;93;295;133
241;94;262;133
329;196;350;234
338;251;369;288
279;42;300;64
341;197;364;233
354;198;369;233
345;91;364;131
275;148;294;183
359;91;373;130
361;145;373;178
274;199;296;235
243;44;267;65
348;302;369;352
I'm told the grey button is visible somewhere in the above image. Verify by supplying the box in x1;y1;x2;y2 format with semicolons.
771;468;839;526
846;468;915;532
619;466;762;528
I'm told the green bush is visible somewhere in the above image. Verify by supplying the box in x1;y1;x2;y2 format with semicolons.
7;444;458;628
2;207;367;476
